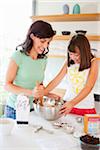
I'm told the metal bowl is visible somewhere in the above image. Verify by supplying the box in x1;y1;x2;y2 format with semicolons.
33;97;64;121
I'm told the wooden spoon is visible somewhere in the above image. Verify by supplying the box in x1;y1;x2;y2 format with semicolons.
36;81;43;106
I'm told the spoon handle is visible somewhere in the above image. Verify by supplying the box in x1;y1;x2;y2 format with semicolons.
36;81;43;106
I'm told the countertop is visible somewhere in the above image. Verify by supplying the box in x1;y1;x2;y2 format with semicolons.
0;112;84;150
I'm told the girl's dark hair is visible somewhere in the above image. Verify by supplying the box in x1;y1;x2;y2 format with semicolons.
16;20;56;58
68;34;94;71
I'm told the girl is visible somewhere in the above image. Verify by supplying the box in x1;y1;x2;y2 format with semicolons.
44;34;98;116
4;20;56;119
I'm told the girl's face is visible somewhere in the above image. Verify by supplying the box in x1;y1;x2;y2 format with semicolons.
69;47;80;64
31;34;52;54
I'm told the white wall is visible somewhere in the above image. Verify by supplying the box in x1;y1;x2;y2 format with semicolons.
37;0;100;15
0;0;32;102
0;0;32;50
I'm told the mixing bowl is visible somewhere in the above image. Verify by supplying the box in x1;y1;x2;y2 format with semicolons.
33;97;64;121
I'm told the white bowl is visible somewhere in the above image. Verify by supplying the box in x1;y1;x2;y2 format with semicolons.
0;118;15;135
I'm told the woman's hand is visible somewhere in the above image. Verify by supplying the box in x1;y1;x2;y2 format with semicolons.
59;101;74;115
46;93;61;100
32;83;44;99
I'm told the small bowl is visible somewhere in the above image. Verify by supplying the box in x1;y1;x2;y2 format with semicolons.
62;31;71;35
0;118;15;135
80;134;100;150
63;124;74;134
75;30;87;35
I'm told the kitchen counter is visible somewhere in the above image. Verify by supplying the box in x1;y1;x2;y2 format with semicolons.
0;112;84;150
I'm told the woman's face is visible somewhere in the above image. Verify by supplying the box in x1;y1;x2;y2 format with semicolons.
31;34;52;54
69;47;80;64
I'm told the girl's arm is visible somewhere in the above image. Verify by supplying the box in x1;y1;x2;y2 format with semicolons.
44;61;67;95
60;59;99;115
4;59;43;98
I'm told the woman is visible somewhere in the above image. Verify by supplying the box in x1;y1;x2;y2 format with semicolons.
4;20;56;119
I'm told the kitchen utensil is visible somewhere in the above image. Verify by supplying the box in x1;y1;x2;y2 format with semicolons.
36;81;44;106
16;93;30;124
32;125;54;134
33;96;64;121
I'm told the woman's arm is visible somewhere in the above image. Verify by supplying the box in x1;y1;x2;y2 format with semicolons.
4;59;33;96
44;61;67;95
60;59;99;115
4;59;44;98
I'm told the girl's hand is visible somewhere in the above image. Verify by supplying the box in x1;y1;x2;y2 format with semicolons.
59;101;74;115
47;93;61;101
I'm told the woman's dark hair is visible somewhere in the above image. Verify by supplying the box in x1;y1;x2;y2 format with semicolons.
16;20;56;58
68;34;94;71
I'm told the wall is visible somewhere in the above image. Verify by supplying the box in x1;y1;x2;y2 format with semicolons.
35;0;100;93
0;0;32;103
